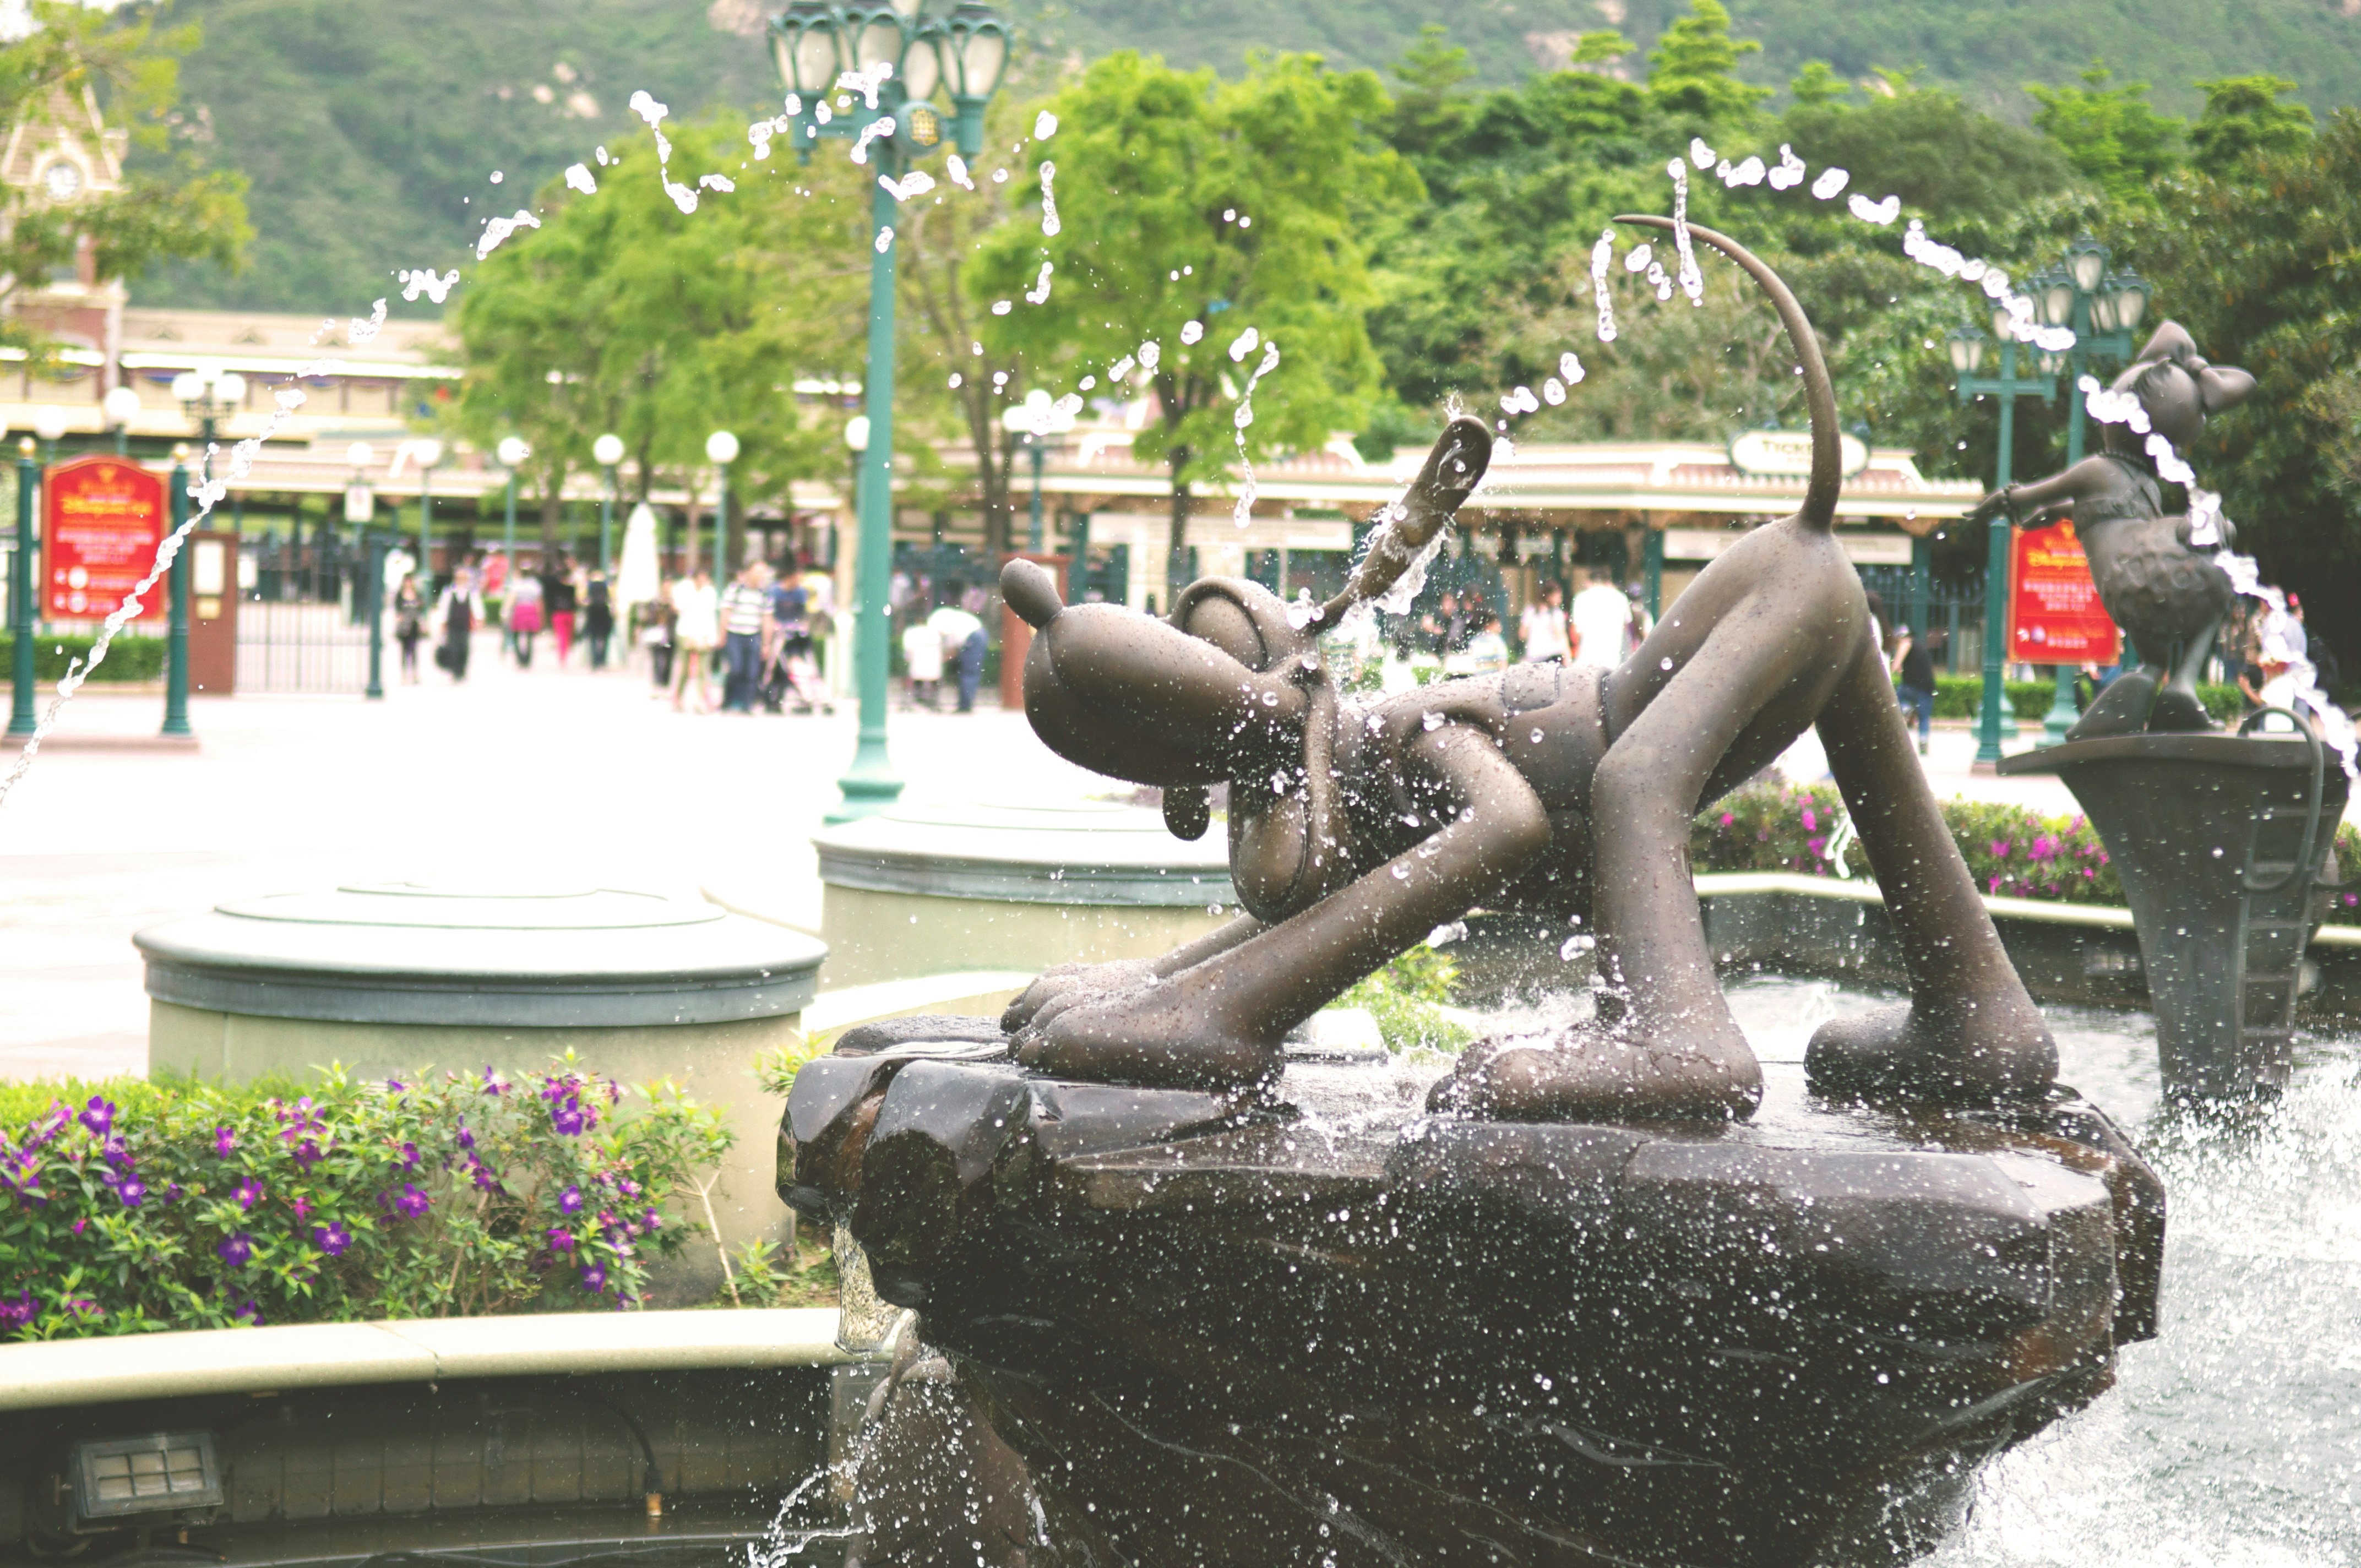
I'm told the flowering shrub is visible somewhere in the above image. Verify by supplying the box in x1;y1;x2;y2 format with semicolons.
1692;781;2361;922
0;1055;732;1340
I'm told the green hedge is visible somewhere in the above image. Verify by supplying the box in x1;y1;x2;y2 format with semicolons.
1928;674;2242;722
0;1056;733;1340
0;633;166;683
1693;779;2361;922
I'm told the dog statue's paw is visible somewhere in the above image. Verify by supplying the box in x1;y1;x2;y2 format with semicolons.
1011;978;1284;1091
1426;1028;1761;1123
2142;685;2215;733
1806;1000;2057;1107
1001;959;1159;1033
2065;671;2158;741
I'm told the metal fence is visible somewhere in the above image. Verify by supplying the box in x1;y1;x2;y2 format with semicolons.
236;599;373;694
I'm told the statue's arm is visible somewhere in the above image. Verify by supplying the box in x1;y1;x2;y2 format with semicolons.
1002;915;1271;1032
1963;459;2114;527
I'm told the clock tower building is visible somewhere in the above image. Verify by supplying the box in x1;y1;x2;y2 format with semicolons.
1;84;130;388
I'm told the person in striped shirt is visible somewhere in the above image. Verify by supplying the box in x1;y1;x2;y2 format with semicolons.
718;562;773;714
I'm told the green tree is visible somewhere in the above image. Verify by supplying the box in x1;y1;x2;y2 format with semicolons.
2189;74;2313;177
455;118;864;564
1781;75;2073;225
973;51;1415;599
0;2;248;355
1645;0;1772;128
2027;61;2184;206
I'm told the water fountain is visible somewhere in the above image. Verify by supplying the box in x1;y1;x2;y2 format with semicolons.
780;228;2168;1566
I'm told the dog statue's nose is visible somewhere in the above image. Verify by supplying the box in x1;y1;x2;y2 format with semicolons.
1002;558;1064;629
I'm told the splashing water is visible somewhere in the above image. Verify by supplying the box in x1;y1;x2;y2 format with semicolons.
873;225;894;254
1179;320;1204;346
398;268;459;304
1719;154;1765;187
1034;110;1059;140
564;162;597;194
1590;230;1617;343
1847;192;1901;225
1038;160;1060;237
879;170;935;202
1230;337;1282;526
348;298;387;343
847;117;895;168
1811;165;1849;199
1689;136;1716;168
1025;260;1054;304
474;209;541;260
1667;159;1702;304
1228;326;1260;363
1767;144;1807;190
945;154;973;190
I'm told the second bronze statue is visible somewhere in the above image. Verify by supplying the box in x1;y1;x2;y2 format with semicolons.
999;216;2057;1123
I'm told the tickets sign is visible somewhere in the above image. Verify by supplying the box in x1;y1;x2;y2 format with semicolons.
43;455;168;620
2008;519;2120;666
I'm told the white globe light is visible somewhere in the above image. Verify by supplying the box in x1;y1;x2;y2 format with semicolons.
705;429;740;465
843;415;870;453
496;435;531;468
347;442;376;469
215;372;248;405
592;432;626;467
414;438;445;469
170;372;202;404
31;405;68;443
102;385;142;426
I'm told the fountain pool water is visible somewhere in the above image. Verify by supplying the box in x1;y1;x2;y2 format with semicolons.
1721;977;2361;1567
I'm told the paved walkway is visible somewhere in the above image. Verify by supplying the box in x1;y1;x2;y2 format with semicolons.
0;639;2153;1086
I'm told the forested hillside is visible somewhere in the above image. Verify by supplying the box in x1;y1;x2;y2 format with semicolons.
132;0;2361;317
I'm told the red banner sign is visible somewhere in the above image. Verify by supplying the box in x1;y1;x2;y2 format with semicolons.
2008;519;2119;667
43;455;167;620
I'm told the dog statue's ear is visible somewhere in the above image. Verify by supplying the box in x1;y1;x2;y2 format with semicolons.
2198;363;2257;414
1163;785;1211;842
1002;558;1064;629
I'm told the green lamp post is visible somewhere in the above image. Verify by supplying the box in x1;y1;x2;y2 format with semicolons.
496;435;530;568
2023;242;2151;745
705;429;739;576
1002;390;1076;552
104;384;140;458
167;364;247;739
7;438;36;738
411;438;444;595
770;0;1010;822
1947;320;2057;771
593;432;625;571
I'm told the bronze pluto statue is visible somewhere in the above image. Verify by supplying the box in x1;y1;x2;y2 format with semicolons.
998;216;2058;1121
1964;320;2255;738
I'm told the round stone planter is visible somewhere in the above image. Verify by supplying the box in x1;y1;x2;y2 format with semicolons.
135;883;827;1299
805;801;1235;989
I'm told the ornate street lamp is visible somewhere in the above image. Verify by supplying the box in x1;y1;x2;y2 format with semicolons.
164;364;246;739
705;429;739;575
6;437;35;738
411;438;444;593
102;385;140;456
1951;317;2059;770
767;0;1010;821
496;435;530;573
593;432;625;571
31;404;67;467
1000;390;1078;553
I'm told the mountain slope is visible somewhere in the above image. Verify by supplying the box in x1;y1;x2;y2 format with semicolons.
130;0;2361;317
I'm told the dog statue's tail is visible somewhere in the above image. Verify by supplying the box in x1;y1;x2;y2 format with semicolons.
1315;415;1493;626
1615;215;1839;532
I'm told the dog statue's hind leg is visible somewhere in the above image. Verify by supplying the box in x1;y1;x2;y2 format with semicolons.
1805;634;2058;1102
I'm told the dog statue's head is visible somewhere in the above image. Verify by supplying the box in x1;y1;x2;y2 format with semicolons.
1003;562;1318;841
2103;319;2256;455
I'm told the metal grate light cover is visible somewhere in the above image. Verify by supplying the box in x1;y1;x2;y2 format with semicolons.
69;1433;222;1525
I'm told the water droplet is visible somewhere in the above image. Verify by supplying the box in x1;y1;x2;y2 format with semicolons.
1422;711;1444;731
1530;728;1544;743
1660;657;1674;671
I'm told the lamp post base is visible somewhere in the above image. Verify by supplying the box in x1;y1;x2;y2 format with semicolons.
2037;664;2079;747
829;738;905;824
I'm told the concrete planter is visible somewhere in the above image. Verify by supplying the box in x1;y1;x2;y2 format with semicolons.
798;801;1233;988
136;884;828;1297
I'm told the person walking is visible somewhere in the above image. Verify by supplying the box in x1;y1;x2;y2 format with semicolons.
718;562;770;713
927;584;987;714
671;566;720;713
642;585;677;692
1891;623;1943;755
902;607;944;710
1569;570;1630;671
433;566;482;683
584;569;614;670
545;556;580;666
392;572;426;684
508;570;543;668
1519;580;1570;663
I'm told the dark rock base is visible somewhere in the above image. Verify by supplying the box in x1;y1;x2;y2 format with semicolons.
787;1024;2164;1567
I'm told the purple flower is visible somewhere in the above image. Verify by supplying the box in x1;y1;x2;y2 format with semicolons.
643;1208;661;1232
312;1219;352;1256
79;1096;116;1139
233;1177;264;1211
392;1184;430;1219
70;1217;86;1236
100;1135;132;1169
1800;806;1817;833
549;1096;591;1137
1717;812;1735;827
455;1120;476;1152
1990;839;2012;858
385;1077;408;1094
579;1262;607;1293
547;1226;575;1253
0;1290;34;1330
112;1172;147;1208
292;1194;312;1222
213;1126;236;1159
400;1141;421;1173
217;1232;254;1268
558;1184;584;1216
232;1298;263;1325
1807;835;1827;860
482;1068;509;1096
